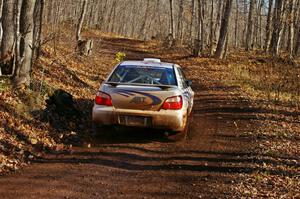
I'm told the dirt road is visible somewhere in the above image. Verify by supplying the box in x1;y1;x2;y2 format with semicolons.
0;91;257;198
0;37;263;198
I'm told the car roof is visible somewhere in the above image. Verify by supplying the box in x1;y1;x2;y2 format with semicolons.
120;60;175;69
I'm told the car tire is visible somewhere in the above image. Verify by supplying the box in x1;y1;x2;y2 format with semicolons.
168;112;189;138
177;120;189;139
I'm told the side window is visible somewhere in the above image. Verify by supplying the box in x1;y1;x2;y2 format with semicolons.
177;67;187;88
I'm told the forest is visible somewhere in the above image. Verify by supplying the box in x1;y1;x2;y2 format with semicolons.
1;0;300;84
0;0;299;198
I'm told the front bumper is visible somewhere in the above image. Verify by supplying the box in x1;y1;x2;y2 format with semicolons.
92;105;187;132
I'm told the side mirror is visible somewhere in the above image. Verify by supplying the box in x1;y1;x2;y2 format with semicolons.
185;80;192;87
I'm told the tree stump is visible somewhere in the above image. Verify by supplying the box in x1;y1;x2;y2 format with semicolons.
77;39;93;56
164;34;174;49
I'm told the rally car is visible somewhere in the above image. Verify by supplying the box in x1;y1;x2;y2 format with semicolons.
92;58;194;134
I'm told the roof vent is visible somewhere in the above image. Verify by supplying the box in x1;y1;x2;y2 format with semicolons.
143;58;161;63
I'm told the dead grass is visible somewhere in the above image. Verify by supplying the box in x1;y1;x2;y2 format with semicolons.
225;51;300;108
214;51;300;198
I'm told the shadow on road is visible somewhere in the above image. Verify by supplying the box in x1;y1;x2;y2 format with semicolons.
33;144;298;178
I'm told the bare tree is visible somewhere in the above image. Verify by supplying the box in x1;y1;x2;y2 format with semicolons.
32;0;44;60
256;0;265;49
169;0;175;39
215;0;233;59
270;0;285;56
1;0;298;71
139;0;150;40
13;0;23;78
14;0;37;86
295;25;300;55
75;0;93;56
177;0;184;41
0;0;3;46
214;0;224;47
189;0;195;41
153;0;162;39
76;0;87;42
288;0;296;58
234;0;239;49
265;0;274;51
106;0;116;33
246;0;256;51
242;0;247;46
0;0;15;75
210;0;215;55
130;0;138;38
194;0;204;56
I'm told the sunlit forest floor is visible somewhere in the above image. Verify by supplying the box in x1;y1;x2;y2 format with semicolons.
0;26;299;198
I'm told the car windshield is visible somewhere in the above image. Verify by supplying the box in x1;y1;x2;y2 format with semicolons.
108;65;177;86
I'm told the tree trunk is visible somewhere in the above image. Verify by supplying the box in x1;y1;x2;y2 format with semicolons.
87;0;94;28
215;0;224;42
295;25;300;55
265;0;274;51
1;0;14;57
0;0;3;47
14;0;37;86
106;0;116;32
110;1;117;33
96;0;106;29
189;0;195;42
224;34;229;58
130;0;138;37
210;0;215;55
13;0;23;78
153;0;161;39
214;0;233;59
246;0;256;51
76;0;87;42
32;0;44;61
242;0;248;46
177;0;184;41
0;0;15;75
46;0;55;24
169;0;175;39
294;0;300;54
288;0;296;58
195;0;204;56
201;0;205;53
234;0;239;49
139;0;150;40
257;0;264;49
270;0;285;56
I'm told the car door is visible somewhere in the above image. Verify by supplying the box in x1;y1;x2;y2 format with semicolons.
175;65;194;114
